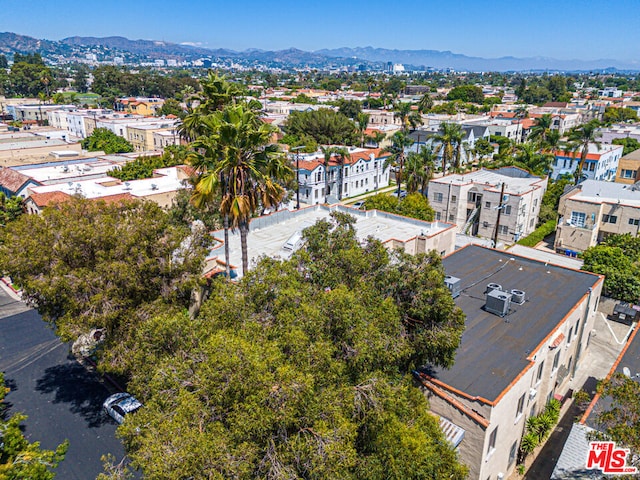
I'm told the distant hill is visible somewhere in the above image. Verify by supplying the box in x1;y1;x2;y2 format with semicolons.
60;35;214;58
0;32;637;72
315;46;639;72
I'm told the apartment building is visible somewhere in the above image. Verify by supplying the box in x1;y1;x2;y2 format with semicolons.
427;167;548;244
416;245;603;480
555;180;640;254
127;122;179;152
296;147;390;204
550;144;623;181
615;148;640;184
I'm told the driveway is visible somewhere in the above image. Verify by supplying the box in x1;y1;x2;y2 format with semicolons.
0;288;128;479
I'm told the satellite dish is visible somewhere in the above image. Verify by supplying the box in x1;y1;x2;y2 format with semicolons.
623;367;631;377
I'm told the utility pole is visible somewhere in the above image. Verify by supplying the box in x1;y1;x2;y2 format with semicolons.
492;182;506;248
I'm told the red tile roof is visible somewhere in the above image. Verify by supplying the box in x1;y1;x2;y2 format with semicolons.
298;148;384;171
0;168;34;194
28;191;73;207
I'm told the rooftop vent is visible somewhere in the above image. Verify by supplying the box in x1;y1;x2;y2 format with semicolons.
151;183;158;190
511;289;526;304
486;283;502;294
444;275;462;299
283;231;303;251
485;289;512;317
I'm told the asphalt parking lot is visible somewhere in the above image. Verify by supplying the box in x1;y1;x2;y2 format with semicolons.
0;287;128;479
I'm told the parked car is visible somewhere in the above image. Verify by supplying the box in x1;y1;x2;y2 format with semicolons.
391;190;408;199
103;392;142;424
352;201;366;209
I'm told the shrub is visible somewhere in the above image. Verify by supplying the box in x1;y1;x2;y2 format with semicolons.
516;220;556;247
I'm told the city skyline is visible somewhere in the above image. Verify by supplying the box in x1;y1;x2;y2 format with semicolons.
1;0;639;62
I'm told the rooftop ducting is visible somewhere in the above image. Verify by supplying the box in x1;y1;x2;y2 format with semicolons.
485;289;512;317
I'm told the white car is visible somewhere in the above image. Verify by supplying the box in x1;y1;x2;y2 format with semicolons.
103;392;142;424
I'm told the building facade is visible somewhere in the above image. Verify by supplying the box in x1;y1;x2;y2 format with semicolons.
427;168;548;244
550;144;623;181
555;180;640;254
416;245;603;480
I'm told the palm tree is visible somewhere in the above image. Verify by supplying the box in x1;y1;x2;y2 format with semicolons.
433;122;464;175
393;101;422;132
567;120;602;183
417;93;433;113
383;131;414;197
190;105;292;276
357;113;370;148
404;145;437;194
529;114;553;146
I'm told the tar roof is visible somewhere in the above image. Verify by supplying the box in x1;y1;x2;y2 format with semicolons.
568;179;640;207
427;245;600;404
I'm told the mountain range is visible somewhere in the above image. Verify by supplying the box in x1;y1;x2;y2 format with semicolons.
0;31;637;72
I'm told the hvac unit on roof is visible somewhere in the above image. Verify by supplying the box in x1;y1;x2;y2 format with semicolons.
485;289;512;317
151;184;158;190
123;182;132;191
444;275;462;299
511;289;526;304
486;283;502;294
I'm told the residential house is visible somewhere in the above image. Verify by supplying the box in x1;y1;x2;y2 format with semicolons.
555;180;640;254
615;148;640;184
296;147;390;205
0;167;41;198
116;97;165;116
127;121;179;152
416;245;603;480
597;123;640;144
427;167;548;244
550;144;623;181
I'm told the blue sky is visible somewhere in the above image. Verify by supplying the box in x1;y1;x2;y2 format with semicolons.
1;0;638;60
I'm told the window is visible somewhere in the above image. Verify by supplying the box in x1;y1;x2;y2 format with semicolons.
629;218;640;226
487;427;498;457
530;218;535;227
552;350;560;372
621;169;637;179
434;192;443;202
451;195;457;203
435;211;442;220
509;440;518;466
449;214;455;221
516;393;525;420
570;211;586;227
504;205;512;215
498;225;509;235
534;198;538;207
567;327;573;344
536;361;545;383
530;403;537;417
602;214;617;224
485;201;491;208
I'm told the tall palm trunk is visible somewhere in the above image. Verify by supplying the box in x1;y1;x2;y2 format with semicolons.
240;220;249;276
223;214;231;278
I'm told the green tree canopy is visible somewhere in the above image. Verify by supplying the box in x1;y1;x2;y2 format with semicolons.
0;198;210;346
581;234;640;302
81;128;134;154
446;85;484;103
285;109;359;146
364;192;435;222
612;137;640;156
113;214;466;479
108;145;189;181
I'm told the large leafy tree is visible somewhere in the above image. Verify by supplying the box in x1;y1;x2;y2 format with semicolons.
285;108;359;146
0;373;68;479
581;234;640;302
364;192;435;222
81;127;134;154
114;214;466;479
0;198;210;346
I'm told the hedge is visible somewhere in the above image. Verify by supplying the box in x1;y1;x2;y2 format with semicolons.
516;220;556;247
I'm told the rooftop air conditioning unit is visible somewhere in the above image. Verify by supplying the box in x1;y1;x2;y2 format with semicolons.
529;388;537;400
486;283;502;294
151;184;158;191
444;275;462;299
485;289;511;317
511;289;526;304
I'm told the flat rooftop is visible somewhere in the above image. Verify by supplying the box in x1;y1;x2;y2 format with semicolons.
427;245;601;403
568;179;640;207
210;205;453;275
430;167;544;195
12;158;124;185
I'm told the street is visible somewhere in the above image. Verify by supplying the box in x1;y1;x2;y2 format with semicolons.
0;287;129;479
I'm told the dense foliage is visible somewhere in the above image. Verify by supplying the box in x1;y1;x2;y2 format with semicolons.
612;137;640;156
0;373;68;479
0;198;210;345
538;177;571;225
114;214;467;479
285;109;359;146
581;234;640;302
0;193;23;226
446;85;484;103
108;145;189;181
516;220;556;247
81;127;134;154
357;192;435;221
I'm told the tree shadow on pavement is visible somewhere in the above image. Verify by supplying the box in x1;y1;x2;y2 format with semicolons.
35;357;111;428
